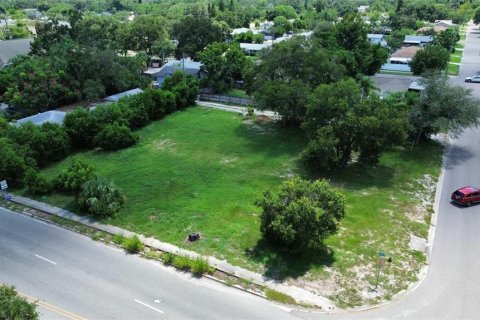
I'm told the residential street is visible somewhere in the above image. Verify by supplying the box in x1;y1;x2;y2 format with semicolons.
0;207;301;320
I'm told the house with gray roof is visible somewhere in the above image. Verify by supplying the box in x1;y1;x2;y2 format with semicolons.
367;34;387;46
403;35;433;48
0;38;32;66
104;88;144;102
152;59;203;85
14;111;66;126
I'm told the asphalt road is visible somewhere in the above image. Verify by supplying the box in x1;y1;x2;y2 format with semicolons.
0;207;302;320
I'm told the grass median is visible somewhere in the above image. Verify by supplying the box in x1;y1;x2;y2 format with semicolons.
37;106;443;307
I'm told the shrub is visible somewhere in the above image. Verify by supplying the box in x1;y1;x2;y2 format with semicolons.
256;177;345;253
24;169;52;195
90;104;129;129
54;158;97;193
172;255;192;270
122;235;144;253
0;285;38;320
93;123;139;151
191;258;213;275
162;252;175;265
63;108;97;148
144;250;162;260
162;71;199;109
7;122;70;167
0;138;27;187
112;234;125;245
265;289;296;304
121;102;150;129
77;176;125;218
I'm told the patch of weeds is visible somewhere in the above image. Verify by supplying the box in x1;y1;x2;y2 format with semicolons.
172;255;192;271
144;250;162;260
265;289;296;304
191;258;214;275
162;252;175;265
112;234;125;245
122;235;144;254
411;250;426;264
91;231;103;241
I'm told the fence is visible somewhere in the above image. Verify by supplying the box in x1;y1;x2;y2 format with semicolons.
199;93;253;106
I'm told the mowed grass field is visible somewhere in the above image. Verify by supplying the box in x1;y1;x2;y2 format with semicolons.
38;106;444;306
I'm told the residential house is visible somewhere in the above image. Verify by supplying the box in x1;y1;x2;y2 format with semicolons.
0;38;32;67
403;35;433;48
104;88;144;102
358;5;369;13
381;46;422;72
367;34;387;46
14;111;66;126
152;59;202;86
435;20;456;28
240;42;272;55
416;25;447;34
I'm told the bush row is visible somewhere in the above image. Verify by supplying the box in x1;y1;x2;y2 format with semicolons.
0;71;200;189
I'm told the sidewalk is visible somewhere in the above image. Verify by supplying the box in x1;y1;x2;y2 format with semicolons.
9;194;335;310
196;100;282;120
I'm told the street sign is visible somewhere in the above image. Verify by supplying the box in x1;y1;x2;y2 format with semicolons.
0;180;7;190
378;251;386;257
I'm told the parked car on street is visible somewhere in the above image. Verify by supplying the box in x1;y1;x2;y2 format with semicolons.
465;75;480;83
451;186;480;206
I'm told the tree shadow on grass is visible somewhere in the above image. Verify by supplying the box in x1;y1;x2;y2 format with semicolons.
300;160;396;192
245;238;335;281
233;121;309;158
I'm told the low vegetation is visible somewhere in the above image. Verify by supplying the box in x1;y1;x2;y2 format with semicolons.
122;235;144;254
0;285;38;320
36;106;445;306
265;289;296;304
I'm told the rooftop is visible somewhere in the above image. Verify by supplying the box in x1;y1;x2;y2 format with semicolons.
0;38;32;66
392;46;422;59
15;110;66;126
104;88;144;102
404;35;433;43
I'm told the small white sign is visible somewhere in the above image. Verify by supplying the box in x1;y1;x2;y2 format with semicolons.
0;180;7;190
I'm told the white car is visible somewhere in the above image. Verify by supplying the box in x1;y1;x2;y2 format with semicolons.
465;75;480;83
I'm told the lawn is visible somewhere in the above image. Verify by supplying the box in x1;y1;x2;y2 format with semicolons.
448;63;460;76
455;43;464;50
38;107;444;307
450;55;461;63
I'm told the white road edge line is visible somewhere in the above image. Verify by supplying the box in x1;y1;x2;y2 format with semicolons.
134;299;164;314
270;303;293;312
35;254;57;265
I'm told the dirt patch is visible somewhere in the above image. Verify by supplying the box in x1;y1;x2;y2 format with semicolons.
405;174;436;222
254;115;274;124
154;139;176;152
220;157;238;164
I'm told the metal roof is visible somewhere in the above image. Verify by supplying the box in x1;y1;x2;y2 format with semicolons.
104;88;144;102
15;111;66;126
0;39;32;66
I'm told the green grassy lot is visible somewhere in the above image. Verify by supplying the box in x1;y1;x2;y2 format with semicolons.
450;55;461;63
455;43;464;50
448;63;460;76
37;107;443;307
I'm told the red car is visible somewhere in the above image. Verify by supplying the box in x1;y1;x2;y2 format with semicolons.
451;186;480;206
